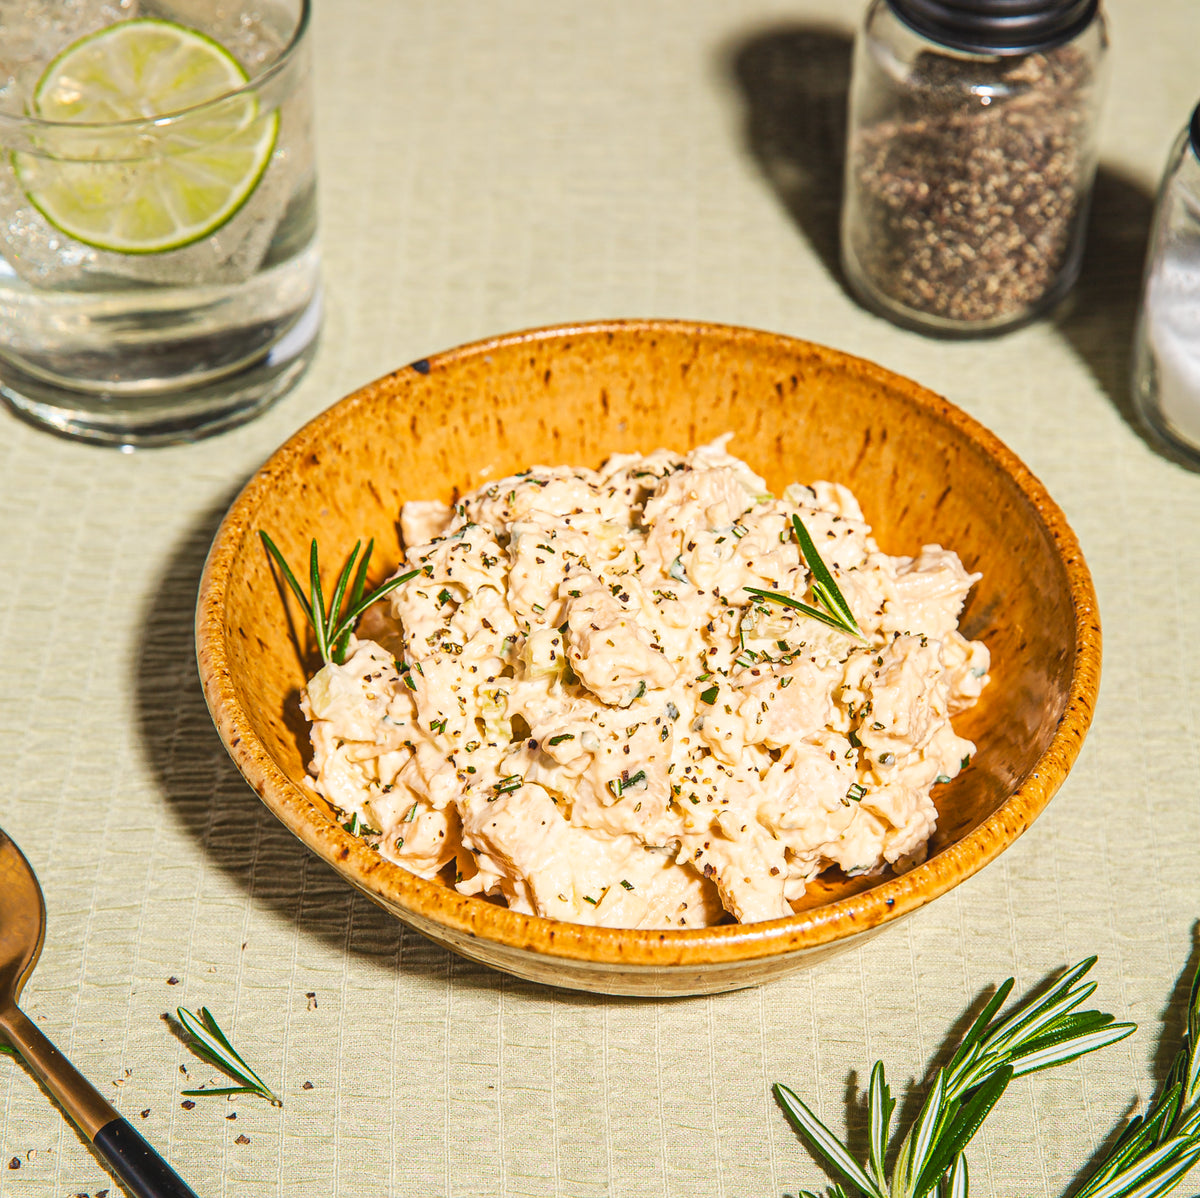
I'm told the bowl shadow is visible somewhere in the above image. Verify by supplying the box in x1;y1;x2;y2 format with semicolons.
723;22;854;288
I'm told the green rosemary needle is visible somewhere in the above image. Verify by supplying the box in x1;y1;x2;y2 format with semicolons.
774;953;1200;1198
260;531;419;666
177;1006;282;1107
746;514;863;640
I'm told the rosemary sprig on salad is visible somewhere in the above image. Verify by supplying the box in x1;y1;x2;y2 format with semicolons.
177;1006;282;1107
260;532;419;666
745;513;863;640
777;953;1200;1198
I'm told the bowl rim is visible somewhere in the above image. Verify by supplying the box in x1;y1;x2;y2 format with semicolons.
196;317;1101;969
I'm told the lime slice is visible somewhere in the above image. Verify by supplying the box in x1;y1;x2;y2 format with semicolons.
13;18;278;254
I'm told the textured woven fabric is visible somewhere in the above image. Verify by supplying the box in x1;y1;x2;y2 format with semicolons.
2;1;1198;1195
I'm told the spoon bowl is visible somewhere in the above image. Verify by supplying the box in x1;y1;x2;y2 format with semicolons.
0;828;200;1198
0;830;44;1010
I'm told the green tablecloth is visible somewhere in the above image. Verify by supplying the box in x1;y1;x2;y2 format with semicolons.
2;1;1198;1194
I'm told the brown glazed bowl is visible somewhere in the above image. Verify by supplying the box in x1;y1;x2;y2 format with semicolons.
197;319;1100;997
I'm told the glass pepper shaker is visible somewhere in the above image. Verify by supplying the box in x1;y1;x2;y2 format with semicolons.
841;0;1109;336
1131;104;1200;467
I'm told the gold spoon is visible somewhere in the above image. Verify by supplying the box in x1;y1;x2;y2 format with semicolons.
0;828;200;1198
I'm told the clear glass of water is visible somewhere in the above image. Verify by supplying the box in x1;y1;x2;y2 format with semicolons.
0;0;320;446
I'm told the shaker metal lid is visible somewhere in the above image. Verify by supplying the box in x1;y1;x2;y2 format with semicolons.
886;0;1099;54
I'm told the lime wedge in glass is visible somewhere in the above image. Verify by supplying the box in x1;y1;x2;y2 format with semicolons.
13;18;278;254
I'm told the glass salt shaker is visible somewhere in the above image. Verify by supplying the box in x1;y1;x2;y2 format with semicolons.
841;0;1109;336
1131;105;1200;467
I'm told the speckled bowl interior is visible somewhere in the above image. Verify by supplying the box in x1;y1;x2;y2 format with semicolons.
197;319;1100;996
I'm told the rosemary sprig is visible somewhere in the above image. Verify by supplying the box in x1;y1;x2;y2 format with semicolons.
260;532;419;666
776;957;1140;1198
1070;955;1200;1198
745;513;862;640
177;1006;282;1107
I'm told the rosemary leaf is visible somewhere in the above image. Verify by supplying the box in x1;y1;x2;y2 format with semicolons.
309;538;330;665
902;1069;948;1196
743;587;857;637
259;530;315;624
791;513;861;636
942;1155;968;1198
180;1086;262;1098
773;1083;885;1198
912;1066;1011;1198
743;513;863;638
324;542;360;648
327;566;420;655
260;531;419;666
867;1062;894;1193
177;1006;282;1107
336;540;372;662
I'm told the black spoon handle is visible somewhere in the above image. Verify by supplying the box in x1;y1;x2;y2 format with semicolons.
0;1004;199;1198
93;1117;200;1198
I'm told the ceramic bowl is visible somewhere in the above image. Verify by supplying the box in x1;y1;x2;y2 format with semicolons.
196;319;1100;997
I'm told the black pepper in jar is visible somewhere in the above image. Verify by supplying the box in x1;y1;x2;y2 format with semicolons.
840;0;1109;336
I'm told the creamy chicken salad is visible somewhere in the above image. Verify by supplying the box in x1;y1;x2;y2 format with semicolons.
301;437;989;928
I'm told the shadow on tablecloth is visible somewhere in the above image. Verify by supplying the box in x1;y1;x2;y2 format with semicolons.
723;22;852;290
1056;165;1200;471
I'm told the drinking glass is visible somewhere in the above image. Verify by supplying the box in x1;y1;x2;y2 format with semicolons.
0;0;320;446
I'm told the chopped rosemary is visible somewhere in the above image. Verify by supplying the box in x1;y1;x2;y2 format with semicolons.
699;685;719;705
745;513;863;640
607;769;647;798
260;532;419;666
493;774;523;795
176;1007;282;1107
548;733;575;746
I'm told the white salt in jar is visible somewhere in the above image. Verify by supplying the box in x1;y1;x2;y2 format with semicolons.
1132;104;1200;465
